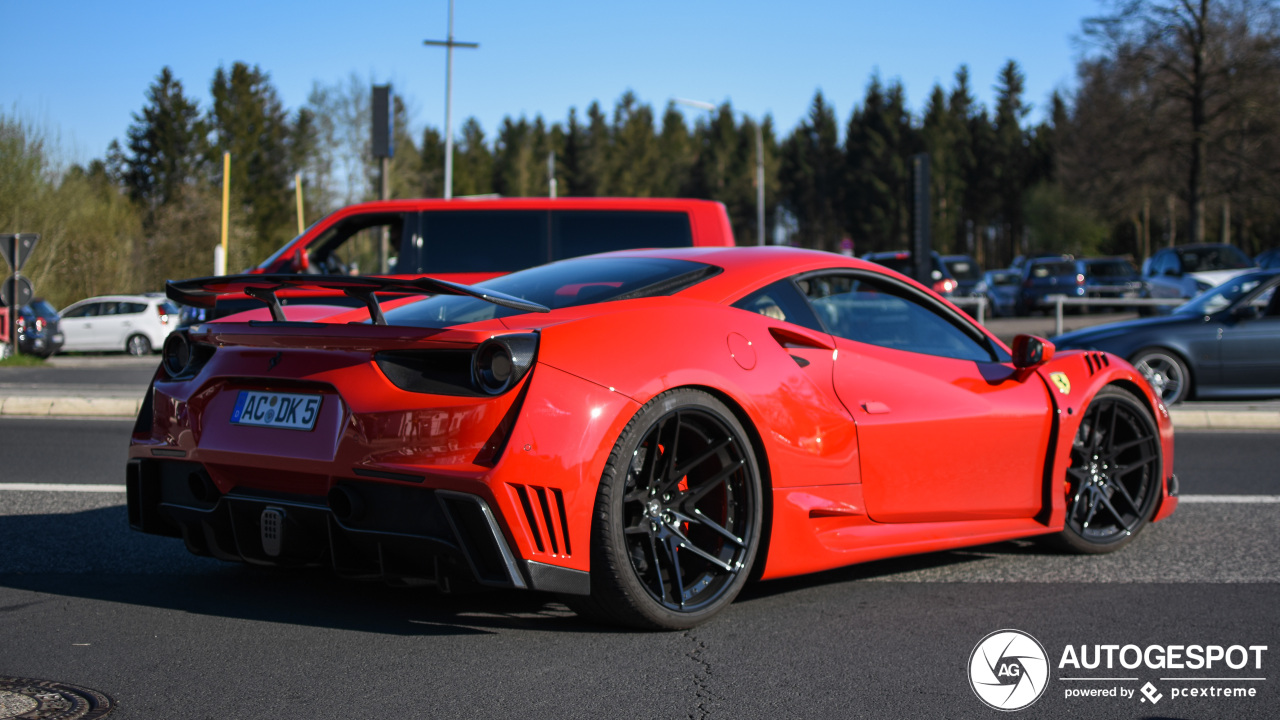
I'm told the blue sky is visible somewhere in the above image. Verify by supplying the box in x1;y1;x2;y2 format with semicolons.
3;0;1105;165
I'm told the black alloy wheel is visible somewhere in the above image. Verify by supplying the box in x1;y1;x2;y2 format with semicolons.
1056;386;1162;553
573;389;762;630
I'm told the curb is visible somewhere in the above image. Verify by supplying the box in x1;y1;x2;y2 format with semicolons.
0;395;142;418
3;394;1280;430
1167;408;1280;430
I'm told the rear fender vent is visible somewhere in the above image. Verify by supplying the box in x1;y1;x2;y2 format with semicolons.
509;484;572;557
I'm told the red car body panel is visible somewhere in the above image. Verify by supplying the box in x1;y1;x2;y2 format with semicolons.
257;197;736;277
128;246;1176;593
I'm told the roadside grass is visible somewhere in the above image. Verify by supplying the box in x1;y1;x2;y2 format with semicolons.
0;353;47;367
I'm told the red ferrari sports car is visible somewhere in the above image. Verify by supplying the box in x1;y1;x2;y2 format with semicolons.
127;247;1177;629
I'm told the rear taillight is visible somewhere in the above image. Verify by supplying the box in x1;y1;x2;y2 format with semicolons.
1076;274;1086;285
156;305;169;324
933;278;958;294
15;317;26;333
34;317;45;332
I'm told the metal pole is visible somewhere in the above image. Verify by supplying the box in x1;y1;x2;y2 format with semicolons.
444;0;455;200
548;151;557;199
1056;296;1065;336
9;235;17;357
221;152;230;267
424;4;478;202
379;156;390;273
755;122;764;246
295;172;305;235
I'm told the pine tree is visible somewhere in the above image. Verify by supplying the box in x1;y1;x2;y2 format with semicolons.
208;62;295;262
113;67;208;216
993;60;1031;259
452;117;493;197
779;91;843;252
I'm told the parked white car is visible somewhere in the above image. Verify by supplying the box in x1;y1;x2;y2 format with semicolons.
59;294;179;355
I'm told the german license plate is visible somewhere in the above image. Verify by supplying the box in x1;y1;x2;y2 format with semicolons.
231;391;322;431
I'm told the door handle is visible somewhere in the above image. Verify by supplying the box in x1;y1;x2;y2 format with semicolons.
861;400;891;414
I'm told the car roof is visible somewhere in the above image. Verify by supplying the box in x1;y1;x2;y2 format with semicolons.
66;294;165;305
579;246;920;304
327;197;727;213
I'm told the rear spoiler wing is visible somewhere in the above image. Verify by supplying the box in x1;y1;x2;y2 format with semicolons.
167;274;550;325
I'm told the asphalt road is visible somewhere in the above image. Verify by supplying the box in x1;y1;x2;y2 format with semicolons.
1;419;1277;719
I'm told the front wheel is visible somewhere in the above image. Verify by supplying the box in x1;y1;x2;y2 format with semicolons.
1130;347;1190;404
126;334;152;356
1053;386;1162;554
573;389;762;630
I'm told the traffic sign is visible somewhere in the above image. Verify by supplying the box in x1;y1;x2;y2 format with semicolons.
0;233;40;271
1;275;34;308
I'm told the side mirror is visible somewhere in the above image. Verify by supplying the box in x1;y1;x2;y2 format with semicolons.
1012;334;1055;369
1233;304;1264;321
289;247;312;274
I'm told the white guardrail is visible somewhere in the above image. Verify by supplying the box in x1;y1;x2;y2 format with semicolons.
1045;294;1185;335
949;296;988;324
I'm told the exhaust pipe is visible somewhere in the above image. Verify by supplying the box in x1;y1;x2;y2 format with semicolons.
328;485;365;522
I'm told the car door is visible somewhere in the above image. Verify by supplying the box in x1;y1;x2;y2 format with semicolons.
797;271;1053;523
59;302;101;351
1218;280;1280;391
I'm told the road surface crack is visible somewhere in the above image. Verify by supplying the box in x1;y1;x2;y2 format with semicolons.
686;629;717;719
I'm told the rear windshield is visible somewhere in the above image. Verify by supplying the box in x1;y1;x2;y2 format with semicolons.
944;259;982;280
30;300;58;317
1031;261;1077;278
382;257;717;328
1180;245;1253;272
1085;260;1136;277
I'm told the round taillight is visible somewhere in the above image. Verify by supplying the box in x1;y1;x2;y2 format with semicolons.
474;341;515;395
163;333;192;376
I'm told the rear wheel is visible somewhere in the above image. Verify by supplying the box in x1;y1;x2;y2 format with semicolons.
126;334;152;356
572;389;762;630
1053;386;1162;553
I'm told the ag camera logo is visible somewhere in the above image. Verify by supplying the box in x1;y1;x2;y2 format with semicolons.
969;629;1050;711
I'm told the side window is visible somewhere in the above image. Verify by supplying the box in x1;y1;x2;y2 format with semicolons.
307;212;409;276
100;303;120;316
551;211;693;260
732;279;825;333
120;302;146;315
421;210;547;273
63;304;92;318
798;273;995;362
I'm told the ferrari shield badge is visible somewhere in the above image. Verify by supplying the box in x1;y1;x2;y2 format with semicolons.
1050;372;1071;395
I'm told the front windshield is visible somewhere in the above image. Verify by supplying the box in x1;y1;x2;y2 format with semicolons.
381;256;718;328
1179;245;1253;273
1175;274;1268;315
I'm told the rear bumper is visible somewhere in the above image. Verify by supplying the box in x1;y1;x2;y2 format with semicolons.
125;458;589;595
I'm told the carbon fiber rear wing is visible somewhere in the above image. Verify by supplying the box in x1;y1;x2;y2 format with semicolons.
167;274;550;325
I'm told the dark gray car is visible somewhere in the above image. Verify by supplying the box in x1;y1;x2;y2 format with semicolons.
1053;269;1280;403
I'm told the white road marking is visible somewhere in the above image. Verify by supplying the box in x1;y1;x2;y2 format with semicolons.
1177;495;1280;503
0;483;127;493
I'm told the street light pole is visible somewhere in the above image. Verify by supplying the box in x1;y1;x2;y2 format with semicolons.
424;0;478;200
674;98;765;245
